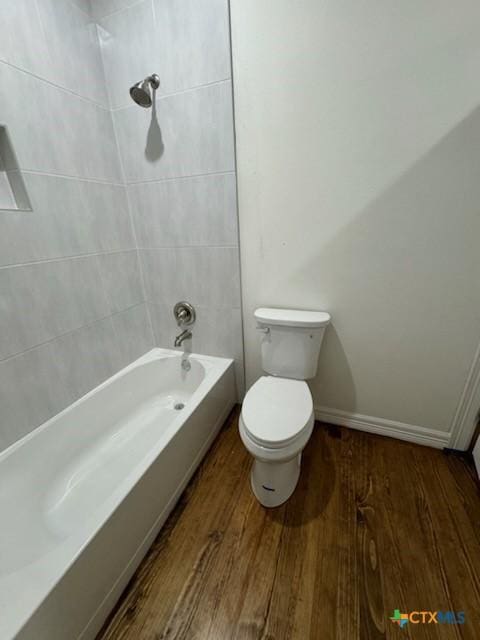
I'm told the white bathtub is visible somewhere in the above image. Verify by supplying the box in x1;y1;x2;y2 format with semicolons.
0;348;236;640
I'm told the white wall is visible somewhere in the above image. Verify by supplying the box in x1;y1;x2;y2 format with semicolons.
231;0;480;443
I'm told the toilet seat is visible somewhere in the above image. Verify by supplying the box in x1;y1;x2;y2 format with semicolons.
242;376;313;449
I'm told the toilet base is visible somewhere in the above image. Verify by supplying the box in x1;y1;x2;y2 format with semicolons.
251;454;301;508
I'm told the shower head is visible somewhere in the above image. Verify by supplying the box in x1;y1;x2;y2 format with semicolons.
129;74;160;108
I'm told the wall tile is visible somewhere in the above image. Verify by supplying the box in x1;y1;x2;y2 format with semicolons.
0;0;51;79
97;0;156;110
51;315;121;401
113;81;235;182
0;0;243;449
69;0;92;15
37;0;108;105
0;340;71;452
0;256;110;360
98;0;231;109
0;306;154;453
0;176;134;267
0;0;106;106
98;250;144;313
82;182;135;252
111;302;154;368
91;0;138;21
154;0;231;96
130;172;238;247
0;63;122;181
141;246;241;309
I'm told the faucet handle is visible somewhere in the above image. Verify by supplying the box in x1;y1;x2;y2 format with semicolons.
173;301;196;326
177;308;188;322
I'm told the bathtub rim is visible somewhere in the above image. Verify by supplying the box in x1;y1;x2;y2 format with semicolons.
0;348;233;463
0;348;235;640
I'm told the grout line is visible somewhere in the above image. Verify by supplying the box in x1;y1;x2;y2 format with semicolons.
126;170;236;187
92;0;147;22
226;0;247;394
105;49;157;348
0;248;137;271
147;300;241;310
138;245;238;250
20;170;124;187
0;301;146;366
111;78;232;112
66;0;92;20
123;177;156;347
0;59;109;111
77;1;143;359
93;7;115;112
9;169;235;190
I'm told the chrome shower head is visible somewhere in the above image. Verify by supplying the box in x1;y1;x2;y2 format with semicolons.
129;74;160;108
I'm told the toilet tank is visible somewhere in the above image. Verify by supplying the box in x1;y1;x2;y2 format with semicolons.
255;308;331;380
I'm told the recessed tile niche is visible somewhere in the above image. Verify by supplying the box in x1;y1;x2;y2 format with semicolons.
0;125;32;211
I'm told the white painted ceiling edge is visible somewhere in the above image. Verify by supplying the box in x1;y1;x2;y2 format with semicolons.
230;0;480;448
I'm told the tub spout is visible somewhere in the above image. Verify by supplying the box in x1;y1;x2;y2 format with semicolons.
174;329;191;347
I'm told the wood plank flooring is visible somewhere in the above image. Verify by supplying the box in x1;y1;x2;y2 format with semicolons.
97;407;480;640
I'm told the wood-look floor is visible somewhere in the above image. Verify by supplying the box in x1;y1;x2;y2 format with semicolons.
97;407;480;640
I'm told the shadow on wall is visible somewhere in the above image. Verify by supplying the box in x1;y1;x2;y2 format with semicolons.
145;97;164;162
303;106;480;429
312;324;356;413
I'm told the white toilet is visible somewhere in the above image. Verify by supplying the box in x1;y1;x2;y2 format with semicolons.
239;307;331;507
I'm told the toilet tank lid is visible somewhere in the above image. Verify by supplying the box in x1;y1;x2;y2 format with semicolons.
254;307;330;328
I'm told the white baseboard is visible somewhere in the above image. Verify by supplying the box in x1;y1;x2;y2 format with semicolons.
314;406;450;449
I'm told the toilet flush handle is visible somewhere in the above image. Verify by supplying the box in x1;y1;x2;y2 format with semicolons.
256;325;270;334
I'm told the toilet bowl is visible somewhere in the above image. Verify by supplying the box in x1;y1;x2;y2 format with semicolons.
240;376;314;507
239;307;330;507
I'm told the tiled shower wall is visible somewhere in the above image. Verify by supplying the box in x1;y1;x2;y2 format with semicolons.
0;1;242;452
0;0;155;452
96;0;244;391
